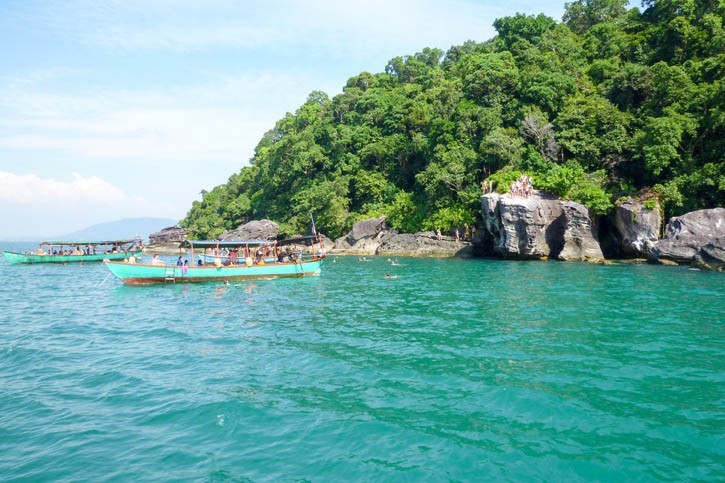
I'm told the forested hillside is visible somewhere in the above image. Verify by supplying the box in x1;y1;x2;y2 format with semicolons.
182;0;724;240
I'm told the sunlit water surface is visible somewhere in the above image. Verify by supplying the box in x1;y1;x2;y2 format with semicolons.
0;243;722;481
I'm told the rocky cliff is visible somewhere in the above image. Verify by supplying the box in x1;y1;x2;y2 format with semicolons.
649;208;725;271
480;191;603;262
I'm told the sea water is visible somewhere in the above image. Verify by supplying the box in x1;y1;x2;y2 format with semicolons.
0;243;722;481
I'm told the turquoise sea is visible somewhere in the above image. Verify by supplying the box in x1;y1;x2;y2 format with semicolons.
0;242;723;481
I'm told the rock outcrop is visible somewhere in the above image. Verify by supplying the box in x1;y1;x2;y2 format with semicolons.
480;191;602;261
346;216;387;245
611;197;661;258
378;231;474;257
220;219;279;241
649;208;725;271
559;201;604;261
148;226;186;245
332;219;470;257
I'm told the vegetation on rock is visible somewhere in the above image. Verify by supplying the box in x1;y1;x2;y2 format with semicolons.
182;0;724;239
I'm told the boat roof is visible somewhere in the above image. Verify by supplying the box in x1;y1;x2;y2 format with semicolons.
40;239;141;246
182;236;318;249
182;239;274;248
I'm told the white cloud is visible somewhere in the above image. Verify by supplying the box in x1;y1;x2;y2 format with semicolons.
0;171;129;204
0;72;325;169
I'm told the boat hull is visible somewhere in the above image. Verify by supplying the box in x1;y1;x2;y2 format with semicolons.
2;250;143;264
104;258;323;284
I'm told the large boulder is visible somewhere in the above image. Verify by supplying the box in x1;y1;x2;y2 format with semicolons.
148;226;186;245
649;208;725;270
559;201;604;261
612;197;661;258
481;191;564;259
220;219;279;241
480;191;602;261
346;216;387;245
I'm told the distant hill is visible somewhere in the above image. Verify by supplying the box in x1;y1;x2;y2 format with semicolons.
54;217;178;242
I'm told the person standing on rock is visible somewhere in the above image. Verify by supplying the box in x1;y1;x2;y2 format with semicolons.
437;228;442;241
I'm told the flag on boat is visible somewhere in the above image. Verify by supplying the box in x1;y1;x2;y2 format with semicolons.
310;212;317;237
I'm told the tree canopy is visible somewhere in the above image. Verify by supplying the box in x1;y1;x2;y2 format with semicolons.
182;0;724;240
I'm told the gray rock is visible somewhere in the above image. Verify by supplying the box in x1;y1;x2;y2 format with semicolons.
378;232;470;257
148;226;186;244
480;191;602;261
650;208;725;270
612;198;661;257
220;219;279;241
330;222;470;257
481;191;564;259
559;201;604;261
346;216;387;245
332;236;352;250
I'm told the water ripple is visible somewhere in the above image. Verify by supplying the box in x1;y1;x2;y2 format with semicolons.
0;252;722;480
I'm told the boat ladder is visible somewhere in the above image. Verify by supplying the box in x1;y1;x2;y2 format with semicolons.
164;267;177;283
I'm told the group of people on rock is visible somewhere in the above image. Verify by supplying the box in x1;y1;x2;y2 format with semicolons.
480;174;535;199
510;174;534;198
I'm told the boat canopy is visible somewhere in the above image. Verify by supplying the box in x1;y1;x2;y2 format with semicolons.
277;235;319;247
40;239;141;246
182;236;319;249
181;239;275;249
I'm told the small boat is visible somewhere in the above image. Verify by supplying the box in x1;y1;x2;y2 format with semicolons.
103;236;325;285
2;239;143;264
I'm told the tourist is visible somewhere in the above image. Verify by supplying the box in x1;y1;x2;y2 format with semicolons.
437;228;442;241
151;255;164;266
176;256;183;266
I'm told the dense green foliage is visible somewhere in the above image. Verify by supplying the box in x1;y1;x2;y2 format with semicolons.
183;0;724;239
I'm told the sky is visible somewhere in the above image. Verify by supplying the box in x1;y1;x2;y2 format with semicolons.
0;0;567;239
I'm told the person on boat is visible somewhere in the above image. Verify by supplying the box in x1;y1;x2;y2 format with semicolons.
197;259;204;266
176;256;183;266
245;255;253;266
127;254;137;264
151;255;164;266
37;247;46;255
182;260;189;275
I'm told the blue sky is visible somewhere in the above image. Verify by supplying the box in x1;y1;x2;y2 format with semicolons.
0;0;568;239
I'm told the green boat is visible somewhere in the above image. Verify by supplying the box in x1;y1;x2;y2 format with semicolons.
2;239;143;264
104;237;325;284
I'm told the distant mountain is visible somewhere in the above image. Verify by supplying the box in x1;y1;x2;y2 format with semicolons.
54;217;178;242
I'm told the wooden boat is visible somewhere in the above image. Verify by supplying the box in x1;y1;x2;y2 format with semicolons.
2;239;143;264
104;236;324;284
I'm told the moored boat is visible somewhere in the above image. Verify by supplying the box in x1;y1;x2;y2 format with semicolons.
2;239;143;264
104;236;325;284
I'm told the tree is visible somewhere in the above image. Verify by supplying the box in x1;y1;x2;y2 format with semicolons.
564;0;629;34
